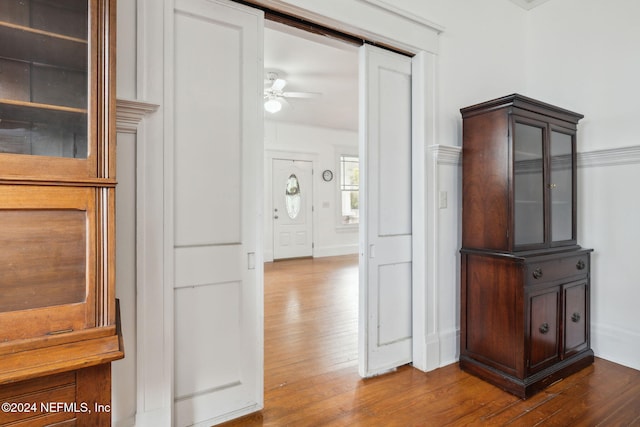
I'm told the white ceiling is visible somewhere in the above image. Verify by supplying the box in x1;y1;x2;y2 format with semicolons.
264;21;359;131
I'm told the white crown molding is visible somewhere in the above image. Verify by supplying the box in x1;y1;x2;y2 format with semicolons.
578;145;640;168
430;144;462;166
116;98;160;134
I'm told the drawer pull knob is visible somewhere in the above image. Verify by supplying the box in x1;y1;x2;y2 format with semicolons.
576;260;586;270
571;312;581;323
532;268;543;279
539;323;550;334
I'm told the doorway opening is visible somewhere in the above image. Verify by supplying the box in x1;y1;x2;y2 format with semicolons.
263;19;360;263
263;19;361;390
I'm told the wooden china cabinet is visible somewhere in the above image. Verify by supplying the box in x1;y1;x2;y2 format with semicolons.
0;1;122;425
459;94;593;398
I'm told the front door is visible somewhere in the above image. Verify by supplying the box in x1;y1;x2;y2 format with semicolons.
359;44;413;377
272;159;313;259
172;0;263;425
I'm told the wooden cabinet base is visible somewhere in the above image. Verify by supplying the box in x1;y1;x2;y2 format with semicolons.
460;350;594;398
0;364;113;426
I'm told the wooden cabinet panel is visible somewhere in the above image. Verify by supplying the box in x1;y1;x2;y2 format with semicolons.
463;254;524;376
564;281;588;356
528;287;560;373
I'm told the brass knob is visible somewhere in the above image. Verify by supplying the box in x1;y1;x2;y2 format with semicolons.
539;323;550;334
576;260;586;270
532;268;543;279
571;312;581;323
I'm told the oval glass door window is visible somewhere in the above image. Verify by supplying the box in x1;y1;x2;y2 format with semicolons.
285;174;301;219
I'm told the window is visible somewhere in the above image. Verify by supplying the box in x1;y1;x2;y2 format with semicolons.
340;155;359;225
285;174;301;219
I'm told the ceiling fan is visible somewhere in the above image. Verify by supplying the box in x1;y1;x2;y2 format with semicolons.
264;71;320;113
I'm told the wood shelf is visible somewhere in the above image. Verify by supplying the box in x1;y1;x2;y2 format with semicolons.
0;98;86;127
0;21;87;70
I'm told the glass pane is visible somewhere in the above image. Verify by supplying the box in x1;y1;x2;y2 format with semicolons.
0;209;86;312
285;174;301;219
0;0;89;158
340;155;359;225
514;123;544;246
551;131;573;242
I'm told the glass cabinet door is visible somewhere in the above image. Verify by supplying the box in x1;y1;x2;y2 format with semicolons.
0;0;93;176
550;129;575;243
514;121;545;247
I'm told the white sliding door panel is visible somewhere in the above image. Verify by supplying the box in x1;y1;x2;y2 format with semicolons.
359;44;413;378
378;68;412;237
174;10;242;247
172;0;263;426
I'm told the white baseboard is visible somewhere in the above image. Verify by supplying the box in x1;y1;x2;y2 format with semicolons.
439;328;460;368
592;322;640;371
313;244;359;258
264;245;357;263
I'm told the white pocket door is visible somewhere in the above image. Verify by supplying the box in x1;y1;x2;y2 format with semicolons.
172;0;263;425
359;44;413;378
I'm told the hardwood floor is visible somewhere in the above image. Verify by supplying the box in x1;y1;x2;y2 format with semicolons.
222;255;640;426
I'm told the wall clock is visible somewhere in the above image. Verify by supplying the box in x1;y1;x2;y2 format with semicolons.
322;169;333;182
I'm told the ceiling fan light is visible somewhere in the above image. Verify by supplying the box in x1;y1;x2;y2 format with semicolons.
264;98;282;113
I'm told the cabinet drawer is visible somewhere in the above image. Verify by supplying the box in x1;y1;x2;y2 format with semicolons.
526;254;589;285
0;372;76;426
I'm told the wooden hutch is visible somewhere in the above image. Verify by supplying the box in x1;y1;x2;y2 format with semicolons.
459;94;593;398
0;0;122;425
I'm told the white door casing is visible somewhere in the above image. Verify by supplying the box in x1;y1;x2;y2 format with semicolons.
172;0;263;426
358;44;413;378
272;159;313;259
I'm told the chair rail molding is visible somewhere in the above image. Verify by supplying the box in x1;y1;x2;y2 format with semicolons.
430;144;462;166
578;145;640;168
116;98;160;134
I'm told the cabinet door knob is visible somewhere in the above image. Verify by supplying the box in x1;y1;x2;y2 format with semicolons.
571;312;581;323
576;260;586;270
539;323;550;334
532;268;543;279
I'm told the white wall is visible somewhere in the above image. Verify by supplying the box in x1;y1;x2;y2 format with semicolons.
526;0;640;370
264;121;359;261
525;0;640;152
389;0;528;146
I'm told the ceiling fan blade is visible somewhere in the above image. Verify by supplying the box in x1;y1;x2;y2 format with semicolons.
279;97;292;108
271;78;287;91
283;91;321;98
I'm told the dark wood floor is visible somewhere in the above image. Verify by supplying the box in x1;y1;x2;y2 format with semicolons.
222;255;640;426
